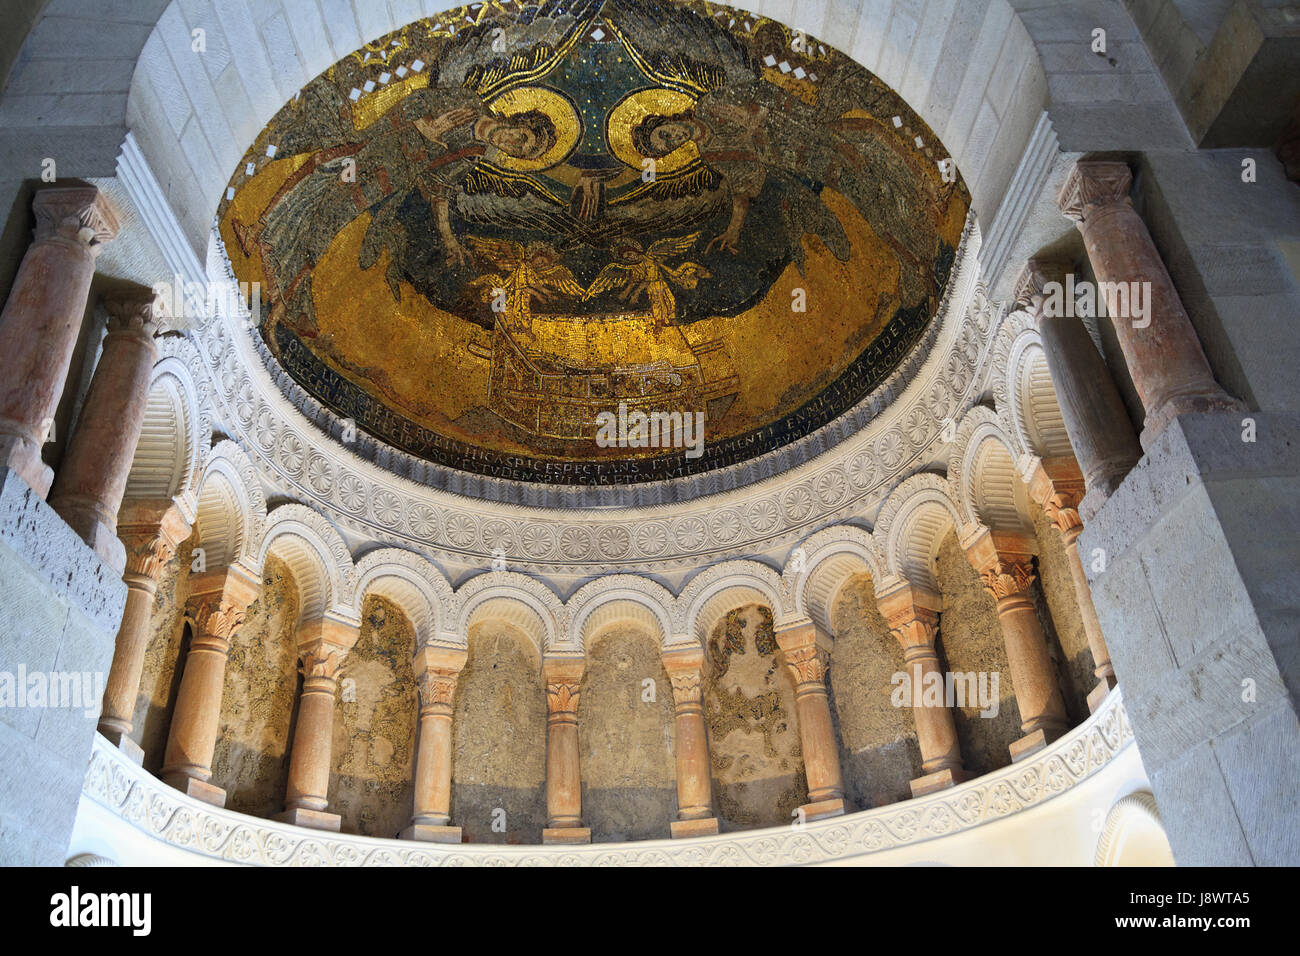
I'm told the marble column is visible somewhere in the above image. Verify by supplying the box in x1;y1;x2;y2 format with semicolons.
964;529;1069;761
662;646;719;837
401;645;467;844
1017;258;1142;520
280;619;357;831
48;289;162;574
1058;161;1243;448
160;565;261;807
542;659;589;844
876;584;969;797
0;187;118;498
774;621;845;820
97;499;192;761
1035;478;1117;712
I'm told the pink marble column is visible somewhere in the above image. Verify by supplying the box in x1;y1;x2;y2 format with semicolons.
775;622;846;821
48;289;162;574
965;529;1069;761
280;619;357;832
662;647;719;837
1017;257;1142;519
160;566;261;807
542;659;589;844
401;646;466;844
876;584;969;797
1058;161;1243;448
97;499;192;760
0;187;118;497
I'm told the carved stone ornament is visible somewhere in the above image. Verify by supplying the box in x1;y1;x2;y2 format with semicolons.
546;681;581;717
979;559;1037;600
667;668;703;706
1057;161;1133;224
416;670;458;713
780;644;829;686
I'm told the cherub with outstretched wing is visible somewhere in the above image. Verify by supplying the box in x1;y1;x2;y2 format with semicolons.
468;237;582;320
583;233;710;325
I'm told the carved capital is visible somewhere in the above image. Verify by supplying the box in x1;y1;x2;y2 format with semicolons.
1042;490;1085;539
32;187;118;252
416;669;459;715
667;668;703;706
120;528;180;582
780;644;829;687
300;643;345;682
1058;161;1133;223
546;680;581;717
980;559;1037;600
185;594;249;648
104;288;163;339
1014;258;1074;311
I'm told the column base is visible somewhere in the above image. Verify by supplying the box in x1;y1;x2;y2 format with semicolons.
400;823;462;843
97;728;144;766
1010;727;1066;762
51;504;125;576
1140;394;1245;453
276;807;341;832
0;435;53;499
542;827;591;845
670;817;719;838
162;772;226;808
1087;678;1116;713
909;767;970;798
797;798;845;822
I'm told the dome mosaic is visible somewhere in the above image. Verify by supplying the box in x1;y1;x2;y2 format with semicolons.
218;0;969;485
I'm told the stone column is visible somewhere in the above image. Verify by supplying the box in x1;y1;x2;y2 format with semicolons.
400;645;467;844
160;565;261;806
876;584;969;797
662;646;718;837
1058;161;1242;448
97;499;191;761
542;659;589;844
48;289;162;574
1036;480;1116;712
0;187;118;498
964;529;1069;760
279;619;357;831
774;621;845;820
1017;258;1142;520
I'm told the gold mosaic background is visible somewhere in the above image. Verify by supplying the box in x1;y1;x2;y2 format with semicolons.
218;0;968;483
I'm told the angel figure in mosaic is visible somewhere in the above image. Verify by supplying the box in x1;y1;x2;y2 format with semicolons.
582;234;710;326
466;237;584;322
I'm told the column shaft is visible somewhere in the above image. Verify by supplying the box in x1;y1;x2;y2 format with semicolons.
775;623;845;819
1059;161;1241;447
96;502;190;759
402;645;466;843
161;567;259;806
0;188;117;497
280;625;355;832
1019;258;1141;517
542;660;589;843
49;289;161;573
663;647;718;837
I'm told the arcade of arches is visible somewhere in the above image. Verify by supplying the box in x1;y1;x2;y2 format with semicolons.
0;0;1296;867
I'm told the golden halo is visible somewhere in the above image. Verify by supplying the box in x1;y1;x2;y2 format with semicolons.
485;87;582;172
606;88;700;174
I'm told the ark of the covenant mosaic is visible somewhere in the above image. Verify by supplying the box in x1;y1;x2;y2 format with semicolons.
218;0;969;484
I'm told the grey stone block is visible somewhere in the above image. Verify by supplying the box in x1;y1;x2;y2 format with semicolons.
1214;698;1300;865
1151;737;1255;865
